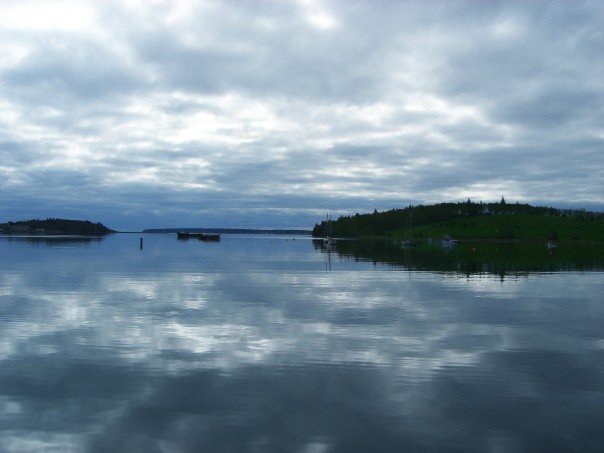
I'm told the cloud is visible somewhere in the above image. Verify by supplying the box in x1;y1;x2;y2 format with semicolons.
1;246;603;450
0;0;603;229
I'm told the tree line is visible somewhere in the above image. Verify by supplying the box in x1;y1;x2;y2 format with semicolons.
312;199;603;238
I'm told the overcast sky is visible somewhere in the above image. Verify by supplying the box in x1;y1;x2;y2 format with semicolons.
1;0;602;230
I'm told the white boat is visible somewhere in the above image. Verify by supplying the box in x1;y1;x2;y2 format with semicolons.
441;235;456;247
177;231;221;241
546;241;557;250
324;213;335;245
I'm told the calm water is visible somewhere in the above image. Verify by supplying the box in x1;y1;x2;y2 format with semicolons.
1;234;603;452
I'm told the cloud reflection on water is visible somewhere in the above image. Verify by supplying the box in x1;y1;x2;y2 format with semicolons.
0;235;603;450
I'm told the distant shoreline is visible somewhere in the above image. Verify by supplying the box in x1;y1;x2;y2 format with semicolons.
143;228;312;235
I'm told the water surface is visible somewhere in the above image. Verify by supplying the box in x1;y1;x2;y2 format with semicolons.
1;234;603;451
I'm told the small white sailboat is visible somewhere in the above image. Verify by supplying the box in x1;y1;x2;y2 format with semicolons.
324;213;335;246
400;207;415;247
441;235;456;247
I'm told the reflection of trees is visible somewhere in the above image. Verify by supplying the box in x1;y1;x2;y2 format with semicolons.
317;239;604;276
0;236;105;247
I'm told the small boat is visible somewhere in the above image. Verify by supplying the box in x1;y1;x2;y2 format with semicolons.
546;241;557;250
441;235;456;247
177;231;221;241
323;213;336;246
324;237;336;246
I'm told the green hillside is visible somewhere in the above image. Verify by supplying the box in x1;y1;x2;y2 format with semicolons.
392;214;604;241
313;201;604;242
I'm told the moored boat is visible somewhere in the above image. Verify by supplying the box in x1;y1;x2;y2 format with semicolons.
177;231;221;241
324;213;335;246
441;235;456;247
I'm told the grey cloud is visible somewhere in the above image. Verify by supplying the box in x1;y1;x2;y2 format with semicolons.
0;0;602;229
2;36;147;106
436;1;604;130
495;85;602;129
111;0;389;102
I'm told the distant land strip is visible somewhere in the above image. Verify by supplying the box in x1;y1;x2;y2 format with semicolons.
143;228;312;235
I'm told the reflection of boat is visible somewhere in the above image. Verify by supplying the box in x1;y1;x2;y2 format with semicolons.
199;233;221;242
177;231;221;241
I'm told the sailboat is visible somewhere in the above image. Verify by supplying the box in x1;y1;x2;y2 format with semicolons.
400;206;414;247
441;235;458;247
324;213;336;246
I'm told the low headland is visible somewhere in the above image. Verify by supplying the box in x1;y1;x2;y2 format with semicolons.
0;218;115;236
313;200;604;243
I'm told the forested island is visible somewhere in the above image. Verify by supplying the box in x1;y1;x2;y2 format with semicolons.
0;218;115;236
313;200;604;242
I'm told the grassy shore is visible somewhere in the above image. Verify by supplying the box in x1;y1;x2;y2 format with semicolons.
389;214;604;242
